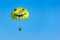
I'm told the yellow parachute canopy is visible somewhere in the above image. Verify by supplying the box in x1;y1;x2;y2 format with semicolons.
11;7;29;20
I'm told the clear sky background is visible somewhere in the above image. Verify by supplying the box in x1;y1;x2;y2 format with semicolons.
0;0;60;40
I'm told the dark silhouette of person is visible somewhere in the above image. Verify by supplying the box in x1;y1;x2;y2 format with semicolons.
18;28;22;31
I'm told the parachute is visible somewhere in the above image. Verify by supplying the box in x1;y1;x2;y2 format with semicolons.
11;7;29;31
11;7;29;20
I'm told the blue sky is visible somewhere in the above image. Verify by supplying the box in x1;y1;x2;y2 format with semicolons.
0;0;60;40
